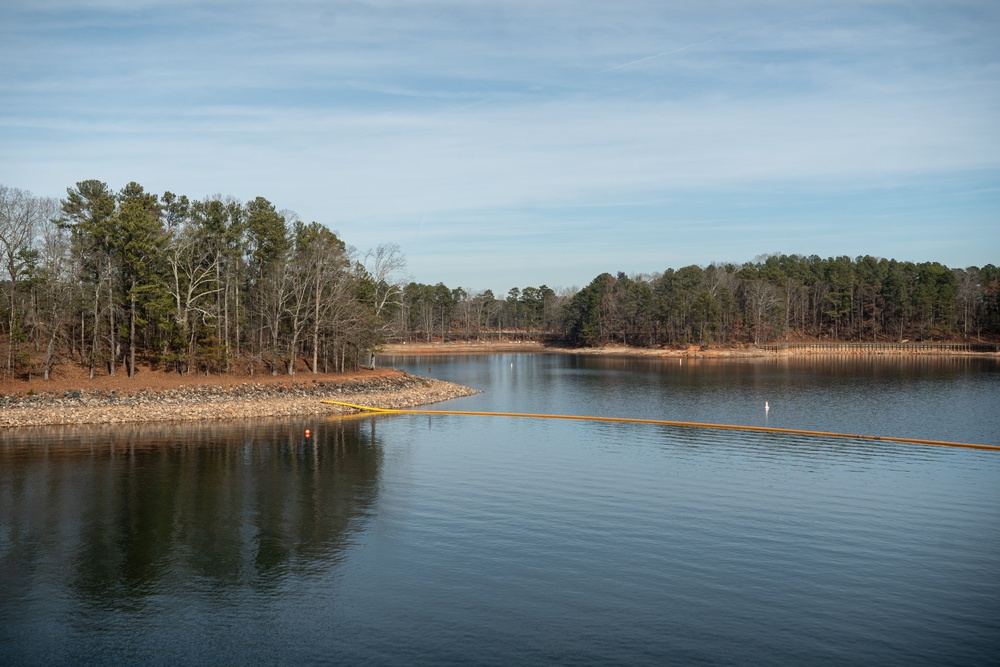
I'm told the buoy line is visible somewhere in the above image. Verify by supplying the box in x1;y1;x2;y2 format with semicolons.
321;401;1000;452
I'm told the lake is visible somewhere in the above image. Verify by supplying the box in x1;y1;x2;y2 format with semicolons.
2;354;999;665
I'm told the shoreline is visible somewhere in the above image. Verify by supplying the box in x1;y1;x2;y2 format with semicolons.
0;371;479;429
3;341;995;429
380;341;999;359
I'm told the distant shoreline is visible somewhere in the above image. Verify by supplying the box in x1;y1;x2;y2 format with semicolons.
380;341;999;358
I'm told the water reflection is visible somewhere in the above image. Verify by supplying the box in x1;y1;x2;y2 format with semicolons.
381;353;1000;445
3;357;998;666
0;418;382;612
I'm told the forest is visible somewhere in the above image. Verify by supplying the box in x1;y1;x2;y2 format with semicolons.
0;181;403;380
398;257;999;348
2;180;998;381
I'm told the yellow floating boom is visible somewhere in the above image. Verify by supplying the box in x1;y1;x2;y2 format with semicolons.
321;401;1000;451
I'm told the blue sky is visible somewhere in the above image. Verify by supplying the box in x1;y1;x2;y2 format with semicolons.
2;0;998;293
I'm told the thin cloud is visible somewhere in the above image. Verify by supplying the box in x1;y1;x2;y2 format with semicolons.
2;0;998;289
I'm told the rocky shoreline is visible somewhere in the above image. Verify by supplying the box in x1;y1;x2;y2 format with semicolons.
0;372;479;428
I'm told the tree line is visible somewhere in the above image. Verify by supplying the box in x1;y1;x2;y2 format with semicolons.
394;283;562;342
0;181;404;380
3;180;998;383
394;255;999;347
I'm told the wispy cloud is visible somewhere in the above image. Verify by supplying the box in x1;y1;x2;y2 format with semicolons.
2;0;998;289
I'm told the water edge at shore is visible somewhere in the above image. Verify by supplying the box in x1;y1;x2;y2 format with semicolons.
381;340;999;358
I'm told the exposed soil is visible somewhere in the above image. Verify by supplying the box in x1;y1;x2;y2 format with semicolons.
0;361;396;397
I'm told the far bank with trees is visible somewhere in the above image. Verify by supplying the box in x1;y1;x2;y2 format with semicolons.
392;258;998;348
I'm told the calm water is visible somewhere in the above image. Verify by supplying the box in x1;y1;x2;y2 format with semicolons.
2;354;999;666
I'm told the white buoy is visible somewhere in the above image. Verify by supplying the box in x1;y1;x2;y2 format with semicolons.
765;401;770;413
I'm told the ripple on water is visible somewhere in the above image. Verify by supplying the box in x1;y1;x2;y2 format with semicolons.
3;356;999;666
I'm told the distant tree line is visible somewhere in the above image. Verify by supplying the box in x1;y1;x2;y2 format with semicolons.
0;181;404;380
394;255;999;347
394;283;562;342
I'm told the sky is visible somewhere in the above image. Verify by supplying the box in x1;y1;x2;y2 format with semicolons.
2;0;998;293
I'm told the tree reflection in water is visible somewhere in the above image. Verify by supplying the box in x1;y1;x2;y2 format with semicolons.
0;417;382;610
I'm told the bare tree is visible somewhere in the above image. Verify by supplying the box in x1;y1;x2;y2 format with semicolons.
0;187;55;378
260;263;291;375
35;210;74;379
360;242;406;360
743;279;783;345
165;231;223;372
284;221;352;375
310;235;352;373
955;267;980;340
